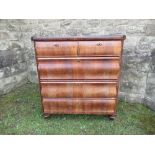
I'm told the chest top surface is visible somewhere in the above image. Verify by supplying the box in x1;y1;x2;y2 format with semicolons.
31;35;126;41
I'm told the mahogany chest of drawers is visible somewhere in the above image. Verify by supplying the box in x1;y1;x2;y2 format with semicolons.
32;35;126;119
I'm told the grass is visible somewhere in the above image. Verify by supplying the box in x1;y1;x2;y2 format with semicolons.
0;82;155;135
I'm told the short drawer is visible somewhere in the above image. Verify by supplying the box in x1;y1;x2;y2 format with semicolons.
79;41;122;56
38;57;120;80
43;98;116;115
41;81;117;98
35;41;78;57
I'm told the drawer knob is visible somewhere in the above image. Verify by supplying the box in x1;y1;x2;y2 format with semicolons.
97;42;102;46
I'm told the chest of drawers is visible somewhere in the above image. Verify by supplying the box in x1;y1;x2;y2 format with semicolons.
32;35;126;119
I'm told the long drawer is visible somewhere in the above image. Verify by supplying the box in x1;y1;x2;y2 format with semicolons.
38;57;120;80
43;98;116;115
40;81;117;98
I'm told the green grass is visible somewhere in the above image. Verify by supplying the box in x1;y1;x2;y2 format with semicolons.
0;82;155;135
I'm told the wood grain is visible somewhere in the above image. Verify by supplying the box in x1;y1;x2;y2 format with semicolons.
38;58;120;80
41;81;117;98
79;41;122;56
43;98;116;115
35;41;78;57
32;35;126;117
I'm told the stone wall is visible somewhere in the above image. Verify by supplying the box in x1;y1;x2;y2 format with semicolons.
0;19;155;110
0;20;28;94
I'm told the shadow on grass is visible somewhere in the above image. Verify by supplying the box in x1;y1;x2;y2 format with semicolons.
44;114;111;121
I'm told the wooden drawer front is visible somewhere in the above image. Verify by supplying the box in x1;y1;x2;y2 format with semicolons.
38;58;120;80
41;82;117;98
79;41;122;56
43;98;116;115
35;41;78;57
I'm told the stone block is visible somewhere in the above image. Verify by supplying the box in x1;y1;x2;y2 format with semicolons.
150;52;155;72
0;52;17;68
136;37;152;56
144;72;155;110
104;25;127;35
0;70;4;78
0;72;27;95
0;41;24;51
0;50;26;68
27;62;38;83
125;93;144;103
122;55;150;72
123;37;140;56
143;97;155;111
100;19;129;26
145;73;155;98
60;19;74;28
150;38;155;50
37;19;58;24
21;24;42;33
68;20;87;29
128;19;153;25
10;41;24;50
126;25;146;35
0;41;9;50
120;70;147;94
118;92;126;101
119;92;143;103
146;24;155;36
42;22;60;30
86;20;101;27
81;28;103;35
0;23;21;32
25;19;38;24
65;28;82;36
0;31;22;40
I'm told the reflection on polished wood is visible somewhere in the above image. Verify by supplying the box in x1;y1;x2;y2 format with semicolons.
32;35;126;118
43;98;116;115
38;58;120;80
41;82;117;98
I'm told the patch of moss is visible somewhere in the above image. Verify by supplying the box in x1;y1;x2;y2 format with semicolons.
0;83;155;135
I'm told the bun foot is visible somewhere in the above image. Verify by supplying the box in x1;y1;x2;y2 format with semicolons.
44;113;50;118
109;114;116;120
